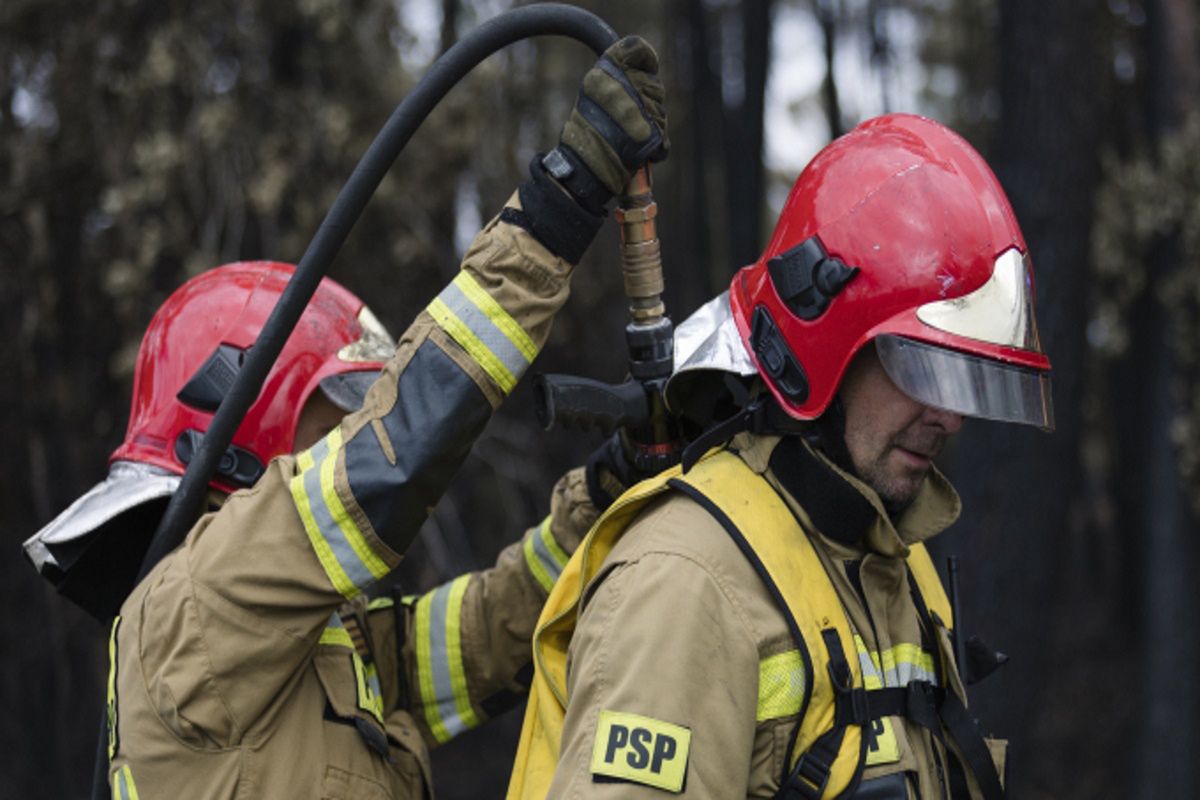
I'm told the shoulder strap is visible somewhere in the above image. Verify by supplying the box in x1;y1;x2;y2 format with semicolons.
669;451;866;798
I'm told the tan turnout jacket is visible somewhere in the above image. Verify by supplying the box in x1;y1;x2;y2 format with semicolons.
107;197;596;799
545;433;991;799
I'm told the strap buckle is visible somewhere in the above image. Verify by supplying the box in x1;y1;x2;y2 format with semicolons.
828;659;869;727
904;680;944;738
782;750;833;800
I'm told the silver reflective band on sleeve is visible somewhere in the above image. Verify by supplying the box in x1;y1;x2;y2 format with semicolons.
415;575;481;743
915;248;1042;352
427;272;538;395
112;764;139;800
523;515;570;593
876;334;1055;431
290;428;392;599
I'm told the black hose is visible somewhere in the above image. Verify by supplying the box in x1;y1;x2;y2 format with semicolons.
92;6;616;797
138;3;616;581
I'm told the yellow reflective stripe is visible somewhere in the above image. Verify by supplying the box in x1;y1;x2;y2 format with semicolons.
854;634;886;690
291;451;357;598
523;527;555;594
523;516;570;594
106;617;120;761
538;516;570;569
428;296;518;394
757;649;806;721
523;534;554;593
290;429;391;599
319;625;356;649
883;642;936;686
414;590;450;742
444;575;479;733
353;652;385;724
366;661;383;703
415;576;481;743
452;271;538;361
112;765;139;800
367;596;395;611
880;642;937;679
317;429;391;581
854;635;937;689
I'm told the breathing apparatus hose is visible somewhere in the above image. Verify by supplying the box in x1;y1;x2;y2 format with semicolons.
92;7;617;797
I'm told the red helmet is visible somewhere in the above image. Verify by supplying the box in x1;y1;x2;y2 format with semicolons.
110;261;394;491
729;113;1053;429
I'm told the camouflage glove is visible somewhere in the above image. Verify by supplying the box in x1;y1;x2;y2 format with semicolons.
506;36;668;264
544;35;669;213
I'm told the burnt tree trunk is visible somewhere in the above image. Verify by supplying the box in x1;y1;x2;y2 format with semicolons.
1129;0;1200;795
935;1;1110;796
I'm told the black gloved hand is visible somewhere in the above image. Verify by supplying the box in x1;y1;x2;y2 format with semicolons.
585;432;647;512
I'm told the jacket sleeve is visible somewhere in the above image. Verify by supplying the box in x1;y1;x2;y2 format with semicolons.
393;467;597;747
547;506;763;798
290;192;575;598
126;196;575;748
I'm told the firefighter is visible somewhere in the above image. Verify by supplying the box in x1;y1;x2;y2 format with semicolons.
508;114;1051;799
25;36;667;799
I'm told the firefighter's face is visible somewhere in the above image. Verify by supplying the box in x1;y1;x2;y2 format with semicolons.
839;344;963;506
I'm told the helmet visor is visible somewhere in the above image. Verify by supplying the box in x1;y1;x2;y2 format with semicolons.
876;334;1054;430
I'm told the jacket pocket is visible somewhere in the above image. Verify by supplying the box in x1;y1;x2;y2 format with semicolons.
322;765;392;800
313;645;422;798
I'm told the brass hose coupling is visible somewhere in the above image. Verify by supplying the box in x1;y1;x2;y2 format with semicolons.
616;167;666;326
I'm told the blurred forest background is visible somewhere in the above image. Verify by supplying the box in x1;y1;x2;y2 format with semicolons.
3;0;1199;796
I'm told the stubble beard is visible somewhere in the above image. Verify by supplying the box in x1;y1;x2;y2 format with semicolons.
861;430;947;507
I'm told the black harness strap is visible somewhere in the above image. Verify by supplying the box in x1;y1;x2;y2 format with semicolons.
939;693;1006;800
906;573;1006;800
777;629;867;800
673;464;1004;800
862;683;943;744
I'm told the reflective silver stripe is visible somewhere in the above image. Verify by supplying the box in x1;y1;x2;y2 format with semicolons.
298;435;381;594
890;661;938;686
366;664;382;701
113;765;138;800
856;636;940;688
858;650;885;688
530;520;566;586
427;581;470;739
438;279;532;384
882;644;939;687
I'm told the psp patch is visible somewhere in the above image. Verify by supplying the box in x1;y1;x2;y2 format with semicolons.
590;709;691;793
865;717;900;766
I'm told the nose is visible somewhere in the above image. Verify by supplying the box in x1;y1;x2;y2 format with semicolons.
923;405;964;435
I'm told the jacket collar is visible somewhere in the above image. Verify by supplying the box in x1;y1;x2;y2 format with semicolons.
734;433;961;557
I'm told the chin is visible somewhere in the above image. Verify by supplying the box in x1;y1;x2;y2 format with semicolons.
876;473;925;507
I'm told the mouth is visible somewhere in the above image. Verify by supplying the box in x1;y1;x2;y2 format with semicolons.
893;446;933;469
